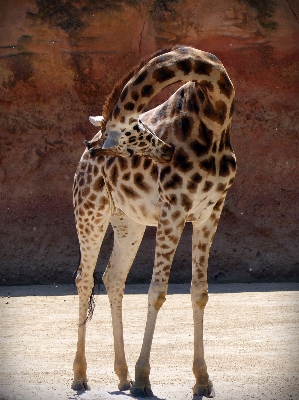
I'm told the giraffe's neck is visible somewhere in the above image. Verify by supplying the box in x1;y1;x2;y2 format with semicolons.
106;46;234;134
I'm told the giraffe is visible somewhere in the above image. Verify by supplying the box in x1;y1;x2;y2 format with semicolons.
72;45;236;398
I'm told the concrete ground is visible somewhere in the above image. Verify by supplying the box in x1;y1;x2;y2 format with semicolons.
0;283;298;400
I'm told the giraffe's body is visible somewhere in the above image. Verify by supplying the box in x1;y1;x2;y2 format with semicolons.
72;46;236;398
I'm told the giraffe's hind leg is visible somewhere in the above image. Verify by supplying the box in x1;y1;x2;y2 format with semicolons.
191;201;226;398
103;211;146;392
72;188;111;391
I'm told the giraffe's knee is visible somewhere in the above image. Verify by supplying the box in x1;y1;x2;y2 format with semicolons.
153;292;166;310
148;283;167;311
191;286;209;308
196;292;208;308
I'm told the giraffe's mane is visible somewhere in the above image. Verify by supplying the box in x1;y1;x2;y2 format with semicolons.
101;46;177;131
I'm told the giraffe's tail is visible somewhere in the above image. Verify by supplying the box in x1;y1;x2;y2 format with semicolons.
73;248;96;324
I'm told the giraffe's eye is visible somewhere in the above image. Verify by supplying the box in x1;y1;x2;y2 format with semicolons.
127;149;134;157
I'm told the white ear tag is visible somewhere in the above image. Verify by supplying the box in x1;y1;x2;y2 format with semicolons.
89;116;104;126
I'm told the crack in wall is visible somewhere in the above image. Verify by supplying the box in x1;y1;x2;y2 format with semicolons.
285;0;298;22
139;20;146;56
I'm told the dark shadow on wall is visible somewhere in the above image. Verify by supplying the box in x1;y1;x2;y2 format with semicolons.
1;282;298;298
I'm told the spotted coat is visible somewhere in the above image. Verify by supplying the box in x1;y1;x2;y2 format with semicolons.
72;46;236;398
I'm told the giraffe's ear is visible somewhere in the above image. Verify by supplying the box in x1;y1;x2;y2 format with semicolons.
89;116;104;126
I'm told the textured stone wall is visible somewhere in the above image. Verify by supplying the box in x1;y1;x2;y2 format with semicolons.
0;0;298;284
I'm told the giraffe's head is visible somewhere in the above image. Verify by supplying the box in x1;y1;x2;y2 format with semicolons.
87;115;174;163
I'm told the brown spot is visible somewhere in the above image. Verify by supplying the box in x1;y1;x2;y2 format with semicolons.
82;186;90;197
201;80;214;92
173;116;194;142
93;164;99;176
193;60;213;76
133;70;148;85
202;181;214;192
141;85;154;97
165;193;177;205
181;193;193;212
89;193;97;202
124;102;135;111
83;200;95;210
217;71;233;98
120;116;126;123
172;147;193;173
162;249;175;261
93;176;105;192
143;158;152;170
198;242;207;252
203;99;227;125
187;92;200;114
189;121;213;157
168;234;179;245
131;155;142;169
171;210;181;221
164;227;173;235
110;165;119;186
203;227;210;238
137;103;146;112
152;66;176;82
163;173;183;190
113;106;121;119
86;174;92;185
123;172;131;181
129;135;137;144
197;270;204;280
200;156;216;176
216;183;226;192
131;91;139;101
106;157;115;169
219;155;236;177
160;165;171;182
99;196;109;210
176;58;192;75
118;157;128;171
78;177;85;187
150;164;158;181
219;128;232;152
161;209;167;218
134;172;150;192
120;183;140;200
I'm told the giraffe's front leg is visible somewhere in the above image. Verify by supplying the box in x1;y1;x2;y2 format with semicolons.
103;213;146;392
191;206;224;398
130;207;185;398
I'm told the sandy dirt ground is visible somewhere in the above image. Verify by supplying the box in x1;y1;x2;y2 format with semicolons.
0;283;298;400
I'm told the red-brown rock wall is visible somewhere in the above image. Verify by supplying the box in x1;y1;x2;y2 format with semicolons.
0;0;298;284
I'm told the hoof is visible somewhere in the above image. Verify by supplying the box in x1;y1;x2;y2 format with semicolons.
130;385;154;398
71;380;91;391
193;379;215;398
118;380;132;391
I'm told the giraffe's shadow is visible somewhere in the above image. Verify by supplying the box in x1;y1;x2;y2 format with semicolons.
109;390;166;400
